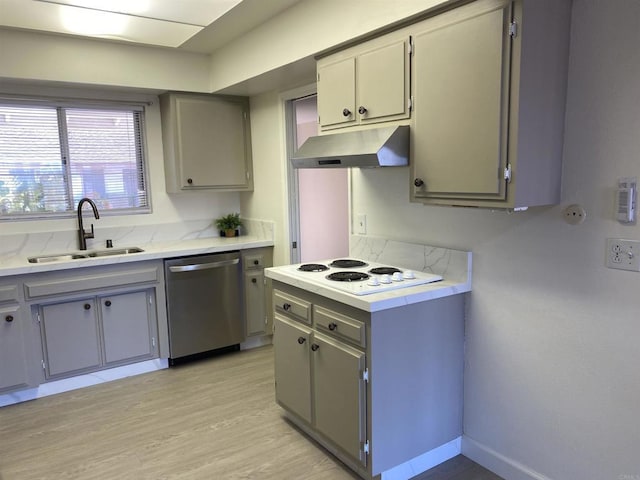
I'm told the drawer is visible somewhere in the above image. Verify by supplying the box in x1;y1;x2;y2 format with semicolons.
314;305;366;348
0;285;19;303
273;289;311;325
243;253;264;270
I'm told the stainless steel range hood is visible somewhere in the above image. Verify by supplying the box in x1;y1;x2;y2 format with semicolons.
292;125;409;168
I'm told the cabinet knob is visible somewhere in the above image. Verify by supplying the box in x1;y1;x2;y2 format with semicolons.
297;337;306;345
358;106;367;115
105;300;112;307
251;278;257;284
414;178;425;187
253;259;259;265
311;343;320;352
187;178;193;185
342;108;351;117
5;315;13;323
328;322;337;331
283;303;291;311
84;303;91;310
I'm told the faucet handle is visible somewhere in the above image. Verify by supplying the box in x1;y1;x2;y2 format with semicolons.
86;223;95;240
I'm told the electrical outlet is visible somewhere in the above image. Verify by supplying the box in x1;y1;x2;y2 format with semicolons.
356;214;367;235
606;238;640;271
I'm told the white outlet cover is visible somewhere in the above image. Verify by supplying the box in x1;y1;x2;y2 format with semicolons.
606;238;640;271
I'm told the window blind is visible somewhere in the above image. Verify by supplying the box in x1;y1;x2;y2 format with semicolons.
0;102;149;219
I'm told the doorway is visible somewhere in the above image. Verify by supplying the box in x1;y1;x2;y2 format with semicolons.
287;94;349;263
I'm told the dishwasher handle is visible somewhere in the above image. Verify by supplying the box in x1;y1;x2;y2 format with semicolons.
169;258;239;273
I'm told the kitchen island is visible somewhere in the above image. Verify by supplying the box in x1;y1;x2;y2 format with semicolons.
266;237;472;480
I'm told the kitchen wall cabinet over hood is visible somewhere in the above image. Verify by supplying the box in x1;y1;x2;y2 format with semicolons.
292;125;409;168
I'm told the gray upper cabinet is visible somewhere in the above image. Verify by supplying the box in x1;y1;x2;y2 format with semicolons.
318;37;411;130
411;0;571;208
160;93;253;192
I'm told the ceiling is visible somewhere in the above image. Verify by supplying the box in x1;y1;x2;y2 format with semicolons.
0;0;303;52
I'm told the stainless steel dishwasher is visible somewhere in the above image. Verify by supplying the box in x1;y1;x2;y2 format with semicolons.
164;251;243;364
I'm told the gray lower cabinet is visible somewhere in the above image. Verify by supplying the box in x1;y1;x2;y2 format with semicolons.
0;301;32;392
38;289;156;379
272;281;464;479
23;261;165;383
101;291;153;364
242;248;273;337
40;299;102;377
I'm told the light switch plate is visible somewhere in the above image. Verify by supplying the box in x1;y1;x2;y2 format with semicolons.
356;214;367;235
606;238;640;271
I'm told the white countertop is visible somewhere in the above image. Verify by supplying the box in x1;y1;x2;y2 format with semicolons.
265;265;471;313
0;236;274;277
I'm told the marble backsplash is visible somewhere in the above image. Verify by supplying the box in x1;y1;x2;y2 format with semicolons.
350;234;472;285
0;218;274;259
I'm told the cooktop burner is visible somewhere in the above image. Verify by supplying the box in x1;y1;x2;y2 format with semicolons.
369;266;402;275
329;259;368;268
327;271;370;282
298;263;329;272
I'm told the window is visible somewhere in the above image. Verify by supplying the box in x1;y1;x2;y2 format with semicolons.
0;100;149;219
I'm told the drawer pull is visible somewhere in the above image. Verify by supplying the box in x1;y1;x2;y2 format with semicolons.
342;108;351;117
358;105;368;115
297;337;306;345
311;343;320;352
283;303;291;311
84;303;91;310
328;322;337;331
105;300;112;307
253;259;260;265
5;315;14;323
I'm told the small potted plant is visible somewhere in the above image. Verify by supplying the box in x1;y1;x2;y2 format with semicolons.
215;212;242;237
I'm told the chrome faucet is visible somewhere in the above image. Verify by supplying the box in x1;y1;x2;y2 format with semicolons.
77;198;100;250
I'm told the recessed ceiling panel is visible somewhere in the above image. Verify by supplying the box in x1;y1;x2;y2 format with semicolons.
37;0;243;26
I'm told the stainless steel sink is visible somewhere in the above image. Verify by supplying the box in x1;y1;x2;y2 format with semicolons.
87;247;145;257
27;247;144;263
27;253;89;263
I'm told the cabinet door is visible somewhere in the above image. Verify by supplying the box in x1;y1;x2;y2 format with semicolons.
174;95;252;190
273;315;312;423
318;57;356;128
0;305;30;392
101;290;154;364
357;39;409;124
412;4;510;201
244;271;266;337
41;299;101;377
312;333;367;466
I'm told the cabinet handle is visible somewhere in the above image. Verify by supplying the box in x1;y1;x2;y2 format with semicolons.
251;278;257;284
84;303;91;310
187;178;193;185
5;315;13;323
414;178;425;187
311;343;320;352
283;303;291;311
358;106;367;115
105;300;112;307
328;322;337;331
297;337;306;344
342;108;351;117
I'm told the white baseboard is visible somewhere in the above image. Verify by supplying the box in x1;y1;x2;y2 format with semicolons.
0;358;168;408
462;435;553;480
381;437;462;480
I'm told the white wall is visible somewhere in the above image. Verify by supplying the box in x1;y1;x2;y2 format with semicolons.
349;1;640;479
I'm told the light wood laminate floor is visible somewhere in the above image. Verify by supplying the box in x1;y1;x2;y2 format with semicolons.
0;346;501;480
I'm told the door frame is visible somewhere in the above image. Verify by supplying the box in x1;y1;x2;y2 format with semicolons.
280;84;317;264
